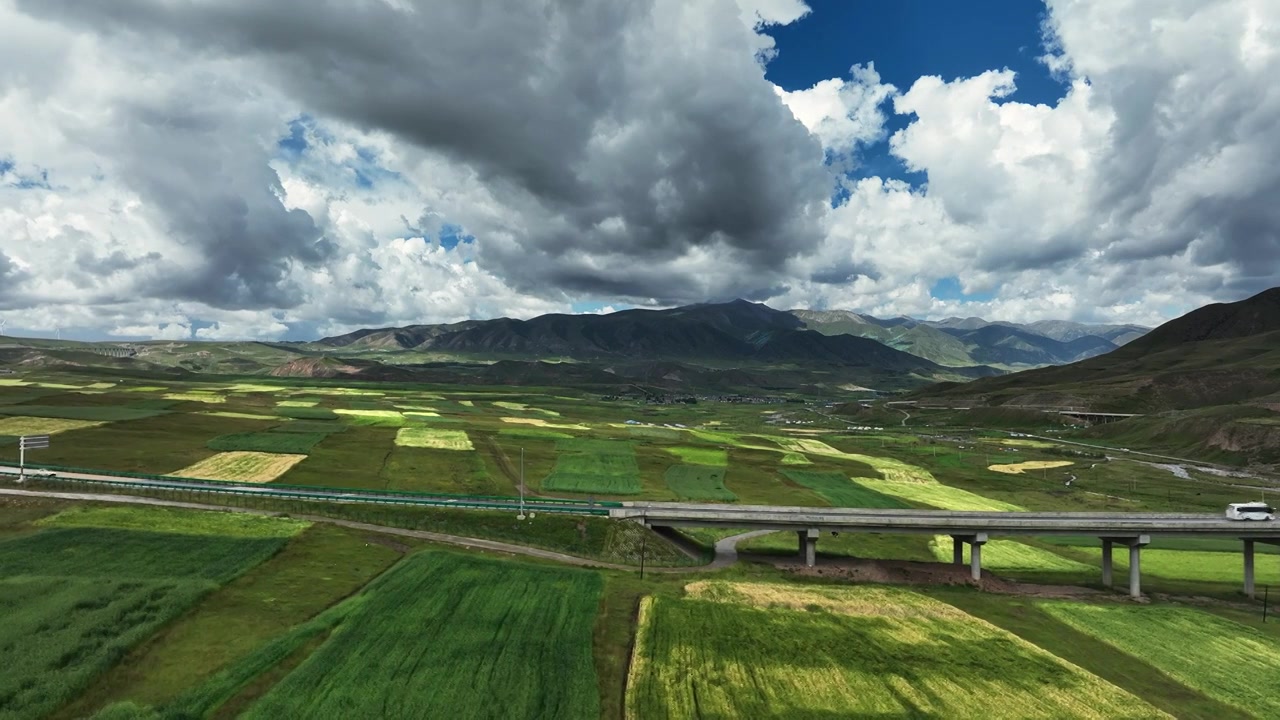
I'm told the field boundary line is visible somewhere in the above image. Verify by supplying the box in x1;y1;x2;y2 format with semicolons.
0;488;761;574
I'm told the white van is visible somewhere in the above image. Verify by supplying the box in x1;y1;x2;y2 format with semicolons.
1225;502;1275;521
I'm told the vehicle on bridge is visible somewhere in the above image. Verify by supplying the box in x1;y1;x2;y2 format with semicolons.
1226;502;1275;521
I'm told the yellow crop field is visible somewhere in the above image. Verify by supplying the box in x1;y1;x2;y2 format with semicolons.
333;409;402;419
170;451;306;483
494;401;561;417
777;438;938;483
995;438;1059;449
403;411;441;419
395;427;474;451
989;460;1074;474
856;478;1023;511
0;379;31;386
164;392;226;404
394;404;438;412
626;581;1164;719
458;400;475;407
500;417;588;430
225;383;289;393
0;416;105;436
277;400;318;408
83;382;117;390
201;411;282;421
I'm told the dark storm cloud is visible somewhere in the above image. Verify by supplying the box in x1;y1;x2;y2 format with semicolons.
100;95;333;309
20;0;830;305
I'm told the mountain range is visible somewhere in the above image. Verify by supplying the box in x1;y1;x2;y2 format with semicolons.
320;302;1148;371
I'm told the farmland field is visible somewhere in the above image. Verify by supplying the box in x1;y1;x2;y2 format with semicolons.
626;581;1163;719
780;469;908;508
172;451;308;483
989;460;1075;474
664;464;736;501
394;426;474;451
665;446;727;466
1042;603;1280;718
857;477;1024;511
241;552;601;719
0;405;165;421
0;525;288;720
208;431;329;454
542;438;643;494
0;416;105;437
929;536;1095;573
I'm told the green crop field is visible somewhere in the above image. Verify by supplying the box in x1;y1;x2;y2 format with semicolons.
665;446;727;466
0;525;287;720
1042;603;1280;718
207;432;329;454
626;581;1162;719
241;552;601;719
60;524;402;717
664;464;736;501
0;405;166;422
37;505;309;538
542;438;643;495
780;469;908;508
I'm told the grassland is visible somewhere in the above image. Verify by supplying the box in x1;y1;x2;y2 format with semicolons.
542;438;643;495
626;581;1163;719
664;464;736;501
780;469;908;508
1042;603;1280;718
394;426;474;451
171;452;308;483
929;536;1095;572
241;552;601;719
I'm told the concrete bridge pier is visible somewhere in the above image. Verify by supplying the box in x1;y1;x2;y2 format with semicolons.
1243;539;1280;599
950;534;988;580
797;528;819;567
1101;535;1149;598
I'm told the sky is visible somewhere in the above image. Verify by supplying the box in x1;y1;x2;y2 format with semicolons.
0;0;1277;341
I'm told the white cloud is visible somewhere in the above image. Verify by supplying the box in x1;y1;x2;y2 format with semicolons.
774;64;896;154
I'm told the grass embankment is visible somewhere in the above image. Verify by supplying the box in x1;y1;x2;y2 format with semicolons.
625;581;1164;719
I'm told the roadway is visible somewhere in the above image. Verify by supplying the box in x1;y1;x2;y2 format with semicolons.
611;501;1280;538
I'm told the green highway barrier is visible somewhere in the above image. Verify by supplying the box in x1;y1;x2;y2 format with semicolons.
2;461;623;510
0;472;613;516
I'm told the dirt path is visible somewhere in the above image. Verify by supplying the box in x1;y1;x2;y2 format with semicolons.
0;487;764;575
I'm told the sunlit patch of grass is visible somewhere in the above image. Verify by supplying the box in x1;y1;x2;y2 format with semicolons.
0;416;106;436
165;392;226;404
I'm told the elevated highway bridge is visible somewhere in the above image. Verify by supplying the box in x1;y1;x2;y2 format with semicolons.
4;463;1274;599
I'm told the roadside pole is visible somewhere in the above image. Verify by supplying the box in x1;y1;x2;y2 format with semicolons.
517;447;527;520
639;510;648;580
17;434;50;483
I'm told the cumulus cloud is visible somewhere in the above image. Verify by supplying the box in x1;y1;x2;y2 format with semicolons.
774;64;897;155
0;0;1277;339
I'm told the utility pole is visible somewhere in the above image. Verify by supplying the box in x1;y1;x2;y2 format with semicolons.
640;510;648;580
517;447;526;520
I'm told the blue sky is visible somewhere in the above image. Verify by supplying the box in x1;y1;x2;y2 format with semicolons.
766;0;1065;188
